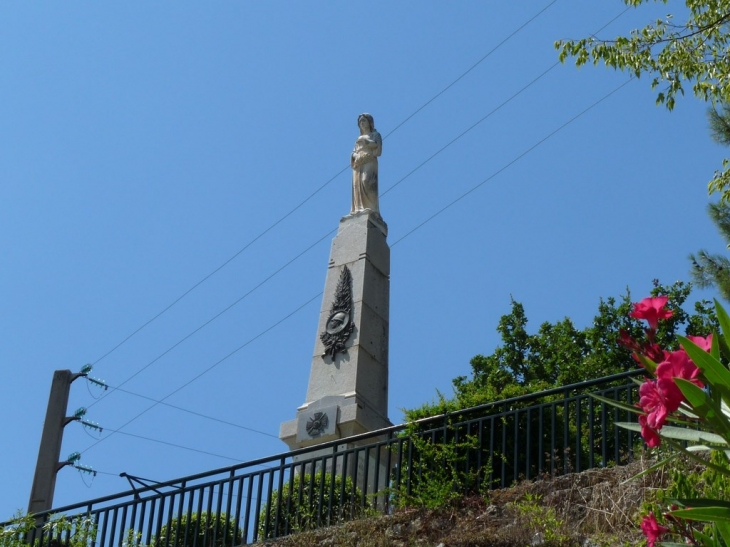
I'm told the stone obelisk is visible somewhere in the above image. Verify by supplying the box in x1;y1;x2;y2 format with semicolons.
280;113;392;451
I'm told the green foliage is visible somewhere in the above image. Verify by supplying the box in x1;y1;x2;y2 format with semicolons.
556;0;730;200
653;453;730;514
153;512;240;547
710;106;730;147
0;513;34;547
513;493;571;545
1;514;97;547
612;299;730;545
405;281;715;421
555;0;730;109
393;427;484;509
691;179;730;302
258;472;367;540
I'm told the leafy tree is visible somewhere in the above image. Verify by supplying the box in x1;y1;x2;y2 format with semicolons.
554;0;730;199
691;107;730;300
690;201;730;300
405;280;716;421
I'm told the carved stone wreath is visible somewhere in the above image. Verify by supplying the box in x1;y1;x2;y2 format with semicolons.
305;412;329;437
320;266;354;360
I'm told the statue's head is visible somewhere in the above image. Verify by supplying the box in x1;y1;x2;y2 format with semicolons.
358;113;375;134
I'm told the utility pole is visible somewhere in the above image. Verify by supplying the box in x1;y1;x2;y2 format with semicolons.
28;369;84;514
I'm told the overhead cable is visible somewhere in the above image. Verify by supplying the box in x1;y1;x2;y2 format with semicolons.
80;293;321;456
89;0;559;369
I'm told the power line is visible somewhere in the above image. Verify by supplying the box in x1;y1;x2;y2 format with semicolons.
81;424;248;464
391;78;635;247
100;429;245;463
78;4;633;462
91;171;345;369
81;77;632;462
88;0;558;370
382;0;559;139
82;5;632;440
102;384;278;439
86;229;335;411
87;61;562;416
381;62;559;198
80;292;322;456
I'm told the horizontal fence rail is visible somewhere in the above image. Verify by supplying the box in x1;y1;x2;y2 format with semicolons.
4;370;645;546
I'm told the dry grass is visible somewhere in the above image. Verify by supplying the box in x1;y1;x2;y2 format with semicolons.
261;457;668;547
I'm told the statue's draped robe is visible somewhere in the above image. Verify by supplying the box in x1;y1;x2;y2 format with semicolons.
350;130;382;214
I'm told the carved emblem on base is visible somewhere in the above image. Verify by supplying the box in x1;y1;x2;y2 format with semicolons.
305;412;329;437
320;266;354;360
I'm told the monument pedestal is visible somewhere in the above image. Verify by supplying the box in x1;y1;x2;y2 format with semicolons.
280;211;391;452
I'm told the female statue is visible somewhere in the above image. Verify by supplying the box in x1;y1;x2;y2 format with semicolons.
350;113;382;215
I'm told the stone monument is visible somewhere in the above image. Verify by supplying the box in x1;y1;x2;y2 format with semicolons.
280;113;392;453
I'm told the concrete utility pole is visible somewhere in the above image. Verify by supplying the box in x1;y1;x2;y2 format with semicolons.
28;369;80;514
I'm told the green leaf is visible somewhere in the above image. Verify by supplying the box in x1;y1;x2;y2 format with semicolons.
678;336;730;405
717;520;730;546
616;422;727;445
590;394;642;415
670;506;730;522
672;499;730;509
636;353;657;374
619;452;678;484
715;299;730;351
712;326;721;361
675;378;730;438
691;530;717;547
664;438;730;477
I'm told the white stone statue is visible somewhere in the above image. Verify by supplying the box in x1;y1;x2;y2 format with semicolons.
350;113;382;215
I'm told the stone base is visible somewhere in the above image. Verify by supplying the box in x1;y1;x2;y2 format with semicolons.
279;393;392;451
341;209;387;237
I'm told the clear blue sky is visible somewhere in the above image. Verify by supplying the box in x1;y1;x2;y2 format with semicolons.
1;1;724;519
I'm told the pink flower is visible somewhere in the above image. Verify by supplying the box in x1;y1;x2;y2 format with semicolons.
656;350;704;409
641;511;669;547
687;334;713;352
638;415;661;447
639;380;671;429
630;296;673;330
617;329;667;364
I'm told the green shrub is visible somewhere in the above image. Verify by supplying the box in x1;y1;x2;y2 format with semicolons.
393;427;485;509
1;514;97;547
258;472;367;540
153;512;240;547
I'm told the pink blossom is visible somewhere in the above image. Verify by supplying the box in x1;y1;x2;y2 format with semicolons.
687;334;713;352
639;380;671;429
641;511;669;547
638;415;661;448
617;329;667;364
656;350;704;409
630;296;673;330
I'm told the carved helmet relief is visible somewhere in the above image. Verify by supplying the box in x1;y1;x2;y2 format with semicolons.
320;266;354;360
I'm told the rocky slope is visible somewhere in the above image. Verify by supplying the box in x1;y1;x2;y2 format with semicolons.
262;458;665;547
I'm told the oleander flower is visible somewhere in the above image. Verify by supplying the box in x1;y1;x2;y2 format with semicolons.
656;349;704;409
639;380;671;430
638;415;661;448
617;329;666;364
640;511;669;547
630;296;673;330
687;334;713;352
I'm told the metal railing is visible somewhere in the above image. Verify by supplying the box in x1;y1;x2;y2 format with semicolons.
5;370;644;546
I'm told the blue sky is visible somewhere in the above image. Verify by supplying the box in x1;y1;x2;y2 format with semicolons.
1;1;725;519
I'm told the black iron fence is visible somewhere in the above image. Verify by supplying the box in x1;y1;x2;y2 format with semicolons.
5;370;645;546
